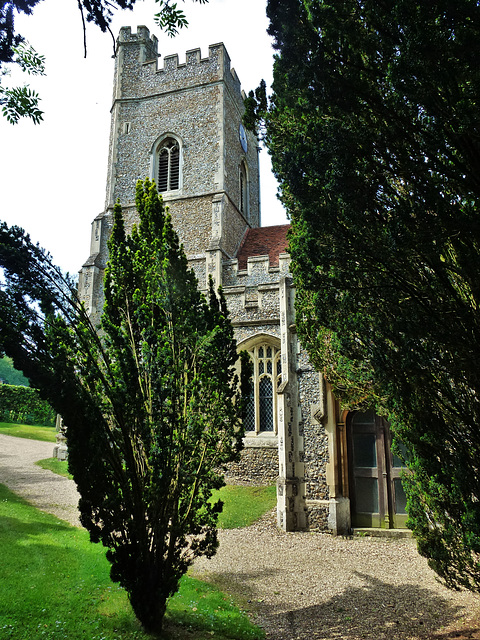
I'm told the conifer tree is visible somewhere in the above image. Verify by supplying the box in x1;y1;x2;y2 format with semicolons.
246;0;480;590
0;179;250;632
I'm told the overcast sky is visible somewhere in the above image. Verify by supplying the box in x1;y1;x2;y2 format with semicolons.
0;0;287;275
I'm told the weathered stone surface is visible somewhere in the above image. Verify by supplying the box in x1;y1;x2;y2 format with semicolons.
223;447;278;485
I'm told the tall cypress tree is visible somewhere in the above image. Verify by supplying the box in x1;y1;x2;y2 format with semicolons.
0;179;251;632
246;0;480;590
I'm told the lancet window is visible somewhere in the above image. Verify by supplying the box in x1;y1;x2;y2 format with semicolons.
239;161;249;218
156;137;180;192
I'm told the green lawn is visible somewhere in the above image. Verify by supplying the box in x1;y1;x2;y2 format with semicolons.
36;456;277;529
0;421;56;442
0;483;264;640
35;457;73;479
212;484;276;529
2;424;273;638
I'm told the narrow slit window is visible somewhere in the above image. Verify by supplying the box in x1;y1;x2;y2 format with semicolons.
239;161;248;218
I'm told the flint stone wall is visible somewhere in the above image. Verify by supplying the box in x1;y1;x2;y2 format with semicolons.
223;445;278;485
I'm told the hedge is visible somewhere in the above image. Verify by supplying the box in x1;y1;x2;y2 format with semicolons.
0;384;56;427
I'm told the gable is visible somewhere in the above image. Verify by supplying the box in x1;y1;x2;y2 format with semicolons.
236;224;290;270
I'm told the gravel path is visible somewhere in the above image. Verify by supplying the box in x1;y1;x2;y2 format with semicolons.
0;433;81;526
2;433;480;640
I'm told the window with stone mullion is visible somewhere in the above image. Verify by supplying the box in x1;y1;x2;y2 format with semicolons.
245;342;281;435
158;139;180;192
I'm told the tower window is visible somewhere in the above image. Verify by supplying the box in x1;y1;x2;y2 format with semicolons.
244;342;281;434
157;138;180;192
239;161;249;218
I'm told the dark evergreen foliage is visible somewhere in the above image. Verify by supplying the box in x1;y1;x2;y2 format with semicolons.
0;179;251;632
0;0;41;65
248;0;480;590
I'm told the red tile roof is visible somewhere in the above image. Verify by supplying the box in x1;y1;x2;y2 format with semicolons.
236;224;290;270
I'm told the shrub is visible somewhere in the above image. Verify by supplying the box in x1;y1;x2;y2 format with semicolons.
0;384;55;426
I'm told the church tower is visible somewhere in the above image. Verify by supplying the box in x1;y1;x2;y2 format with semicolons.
79;26;260;320
77;27;411;537
78;27;337;535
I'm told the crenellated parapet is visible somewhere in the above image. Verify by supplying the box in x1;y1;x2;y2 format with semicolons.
220;253;291;325
222;253;291;288
117;25;158;61
115;27;242;101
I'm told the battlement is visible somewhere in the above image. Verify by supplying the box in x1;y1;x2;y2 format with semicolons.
119;25;156;43
223;253;291;289
118;25;158;61
116;26;242;97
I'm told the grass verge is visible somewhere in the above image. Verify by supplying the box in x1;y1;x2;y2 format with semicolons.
0;483;264;640
212;485;276;529
35;457;73;479
34;458;277;529
0;422;56;442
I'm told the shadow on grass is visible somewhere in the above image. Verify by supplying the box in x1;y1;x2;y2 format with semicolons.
0;485;263;640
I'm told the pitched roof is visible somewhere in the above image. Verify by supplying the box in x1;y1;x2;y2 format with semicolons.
236;224;290;270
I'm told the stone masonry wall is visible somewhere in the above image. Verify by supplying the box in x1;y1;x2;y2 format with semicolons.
223;77;260;230
222;199;248;259
109;83;221;210
104;27;259;263
223;447;278;485
167;196;213;256
306;503;330;531
116;28;228;101
301;378;330;501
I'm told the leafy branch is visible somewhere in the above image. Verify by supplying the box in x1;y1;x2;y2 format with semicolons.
0;0;209;123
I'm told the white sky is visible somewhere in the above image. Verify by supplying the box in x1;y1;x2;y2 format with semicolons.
0;0;287;275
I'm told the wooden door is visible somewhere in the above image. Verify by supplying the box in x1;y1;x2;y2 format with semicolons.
348;410;408;529
390;443;408;528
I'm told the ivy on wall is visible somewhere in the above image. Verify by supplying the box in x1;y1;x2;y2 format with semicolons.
0;384;55;426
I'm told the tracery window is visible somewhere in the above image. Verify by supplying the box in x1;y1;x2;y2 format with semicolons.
244;343;282;434
157;138;180;192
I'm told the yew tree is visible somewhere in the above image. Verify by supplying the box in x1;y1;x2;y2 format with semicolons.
0;178;250;632
248;0;480;589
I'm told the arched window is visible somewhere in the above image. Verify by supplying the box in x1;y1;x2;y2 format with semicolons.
239;161;249;218
156;137;180;193
243;342;281;434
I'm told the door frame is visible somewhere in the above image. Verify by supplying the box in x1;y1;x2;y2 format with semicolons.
346;410;407;529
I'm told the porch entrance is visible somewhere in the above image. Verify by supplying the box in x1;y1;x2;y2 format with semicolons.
347;409;407;529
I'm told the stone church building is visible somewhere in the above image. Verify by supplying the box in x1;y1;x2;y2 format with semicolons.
78;26;408;535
